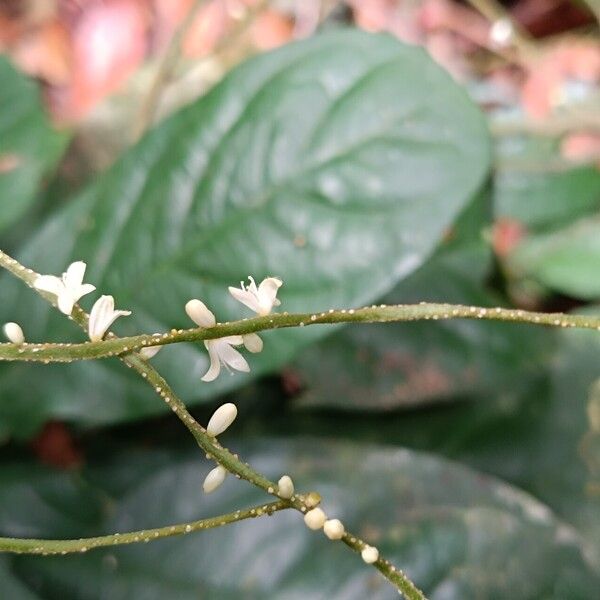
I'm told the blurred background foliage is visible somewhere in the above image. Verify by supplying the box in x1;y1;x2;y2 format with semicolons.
0;1;599;598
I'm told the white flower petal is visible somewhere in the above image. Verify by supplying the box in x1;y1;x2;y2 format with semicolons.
88;295;131;341
228;286;262;313
34;275;64;296
201;340;222;382
185;299;216;328
63;261;87;288
203;465;227;493
57;291;76;315
258;277;282;303
78;283;97;297
243;333;263;353
206;403;238;436
215;339;250;373
3;322;25;344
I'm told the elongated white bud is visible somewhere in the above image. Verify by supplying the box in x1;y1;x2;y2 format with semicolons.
323;519;345;540
277;475;294;499
3;322;24;344
203;465;227;493
206;403;238;436
242;333;263;353
185;299;216;328
361;545;379;564
140;345;161;360
304;507;327;530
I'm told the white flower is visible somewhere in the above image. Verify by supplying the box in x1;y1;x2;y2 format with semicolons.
304;507;327;530
361;545;379;564
277;475;295;499
228;276;282;316
324;519;345;540
34;261;96;315
202;336;249;382
206;403;238;436
185;298;251;382
88;295;131;342
3;322;24;344
185;299;216;328
139;345;161;360
203;465;227;493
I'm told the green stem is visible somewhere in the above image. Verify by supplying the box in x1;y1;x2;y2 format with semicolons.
0;501;288;555
343;533;426;600
2;303;599;363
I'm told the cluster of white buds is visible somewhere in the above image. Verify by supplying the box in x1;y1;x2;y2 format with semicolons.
187;275;282;382
303;507;347;543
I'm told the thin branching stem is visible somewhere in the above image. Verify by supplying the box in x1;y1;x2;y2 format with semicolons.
1;302;599;363
0;501;288;555
0;248;424;598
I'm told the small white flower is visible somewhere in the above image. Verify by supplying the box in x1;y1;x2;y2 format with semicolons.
88;295;131;342
361;545;379;564
304;507;327;530
185;299;216;328
202;336;249;382
203;465;227;493
3;322;24;344
206;402;238;436
323;519;345;540
277;475;295;500
228;276;282;316
139;345;161;360
34;261;96;315
184;298;252;382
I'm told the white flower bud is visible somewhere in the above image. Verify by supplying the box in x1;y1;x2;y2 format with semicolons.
185;299;216;328
203;465;227;493
3;322;24;344
361;545;379;564
277;475;294;499
206;403;238;436
304;507;327;530
140;345;161;360
242;333;263;353
323;519;345;540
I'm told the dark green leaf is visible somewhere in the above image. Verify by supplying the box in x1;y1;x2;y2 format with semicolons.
292;193;549;410
0;30;490;436
0;57;68;231
2;439;597;599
